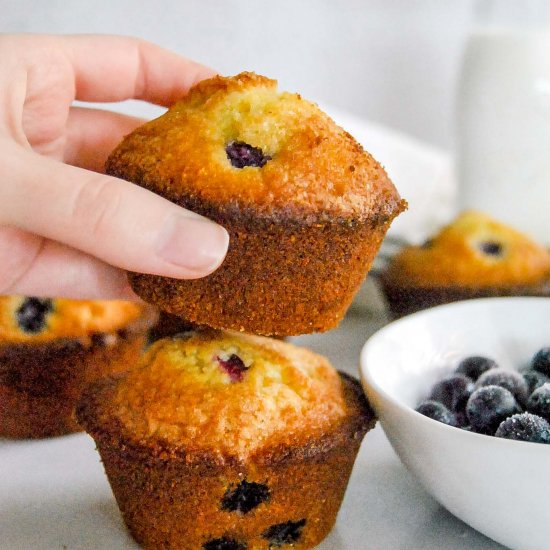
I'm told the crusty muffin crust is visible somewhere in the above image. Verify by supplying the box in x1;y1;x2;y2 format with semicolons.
0;311;152;439
91;330;348;459
129;203;392;335
0;298;155;438
382;281;550;319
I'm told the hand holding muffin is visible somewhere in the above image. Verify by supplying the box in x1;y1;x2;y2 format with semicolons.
0;34;228;300
0;38;402;546
75;69;400;549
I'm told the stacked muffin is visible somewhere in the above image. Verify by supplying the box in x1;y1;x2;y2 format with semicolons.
78;72;404;549
78;330;375;549
0;296;153;438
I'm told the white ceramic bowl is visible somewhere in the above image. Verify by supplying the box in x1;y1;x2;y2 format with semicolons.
360;297;550;550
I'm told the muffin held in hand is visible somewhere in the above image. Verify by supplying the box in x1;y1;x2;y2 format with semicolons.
0;297;153;439
107;72;405;336
77;329;375;550
381;210;550;318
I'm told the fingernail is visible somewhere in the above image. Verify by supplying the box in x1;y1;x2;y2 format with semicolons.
156;214;229;275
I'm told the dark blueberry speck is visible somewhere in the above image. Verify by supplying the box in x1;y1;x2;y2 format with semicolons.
466;385;521;434
429;374;474;413
221;480;270;514
16;297;54;333
527;383;550;423
495;413;550;443
475;368;529;406
226;141;271;168
203;537;246;550
532;348;550;377
478;241;503;257
455;356;498;381
263;519;306;547
216;354;249;383
415;400;456;426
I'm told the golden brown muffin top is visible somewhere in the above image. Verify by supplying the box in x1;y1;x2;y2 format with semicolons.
0;296;143;343
106;72;405;222
384;210;550;288
110;330;347;459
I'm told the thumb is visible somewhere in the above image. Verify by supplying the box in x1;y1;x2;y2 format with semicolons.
0;144;229;279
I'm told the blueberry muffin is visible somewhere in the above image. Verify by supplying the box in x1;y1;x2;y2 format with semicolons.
0;297;154;438
106;72;405;336
77;329;375;549
381;210;550;318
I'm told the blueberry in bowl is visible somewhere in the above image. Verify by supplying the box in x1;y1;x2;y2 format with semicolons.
531;347;550;377
455;355;497;381
495;413;550;443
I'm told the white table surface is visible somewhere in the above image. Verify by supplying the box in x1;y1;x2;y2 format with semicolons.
0;301;506;550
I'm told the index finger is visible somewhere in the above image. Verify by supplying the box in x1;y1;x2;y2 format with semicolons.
63;34;216;106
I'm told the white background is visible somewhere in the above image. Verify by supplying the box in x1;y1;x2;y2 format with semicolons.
2;0;476;149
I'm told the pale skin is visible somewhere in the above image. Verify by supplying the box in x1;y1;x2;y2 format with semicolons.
0;34;230;300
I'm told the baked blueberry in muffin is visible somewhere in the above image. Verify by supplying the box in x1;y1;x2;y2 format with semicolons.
106;72;405;336
381;210;550;318
0;296;153;438
77;329;375;549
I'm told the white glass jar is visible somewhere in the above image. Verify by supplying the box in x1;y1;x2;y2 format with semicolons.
456;0;550;244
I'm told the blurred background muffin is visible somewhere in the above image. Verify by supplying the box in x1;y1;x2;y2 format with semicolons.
0;297;154;438
380;211;550;318
77;329;375;549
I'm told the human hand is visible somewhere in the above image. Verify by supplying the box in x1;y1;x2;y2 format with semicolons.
0;34;229;300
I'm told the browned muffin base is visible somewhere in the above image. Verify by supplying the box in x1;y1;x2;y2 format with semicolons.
381;279;550;319
0;330;146;439
130;199;395;336
77;374;375;549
